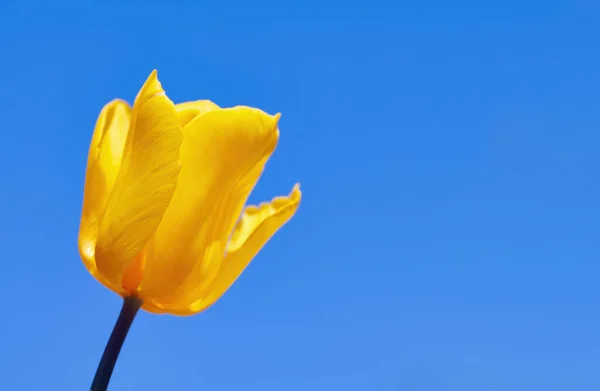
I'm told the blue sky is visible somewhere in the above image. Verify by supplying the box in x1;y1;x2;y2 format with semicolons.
1;1;599;390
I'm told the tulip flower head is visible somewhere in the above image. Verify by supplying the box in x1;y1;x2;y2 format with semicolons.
78;70;301;316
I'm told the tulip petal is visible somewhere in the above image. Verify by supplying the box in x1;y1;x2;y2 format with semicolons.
227;184;302;253
175;100;220;127
94;70;182;290
78;99;131;293
173;184;301;315
139;106;280;304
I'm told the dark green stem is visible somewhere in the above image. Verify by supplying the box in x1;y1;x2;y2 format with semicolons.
90;296;141;391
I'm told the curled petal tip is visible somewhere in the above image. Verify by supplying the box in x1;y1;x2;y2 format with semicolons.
291;183;302;198
145;70;161;90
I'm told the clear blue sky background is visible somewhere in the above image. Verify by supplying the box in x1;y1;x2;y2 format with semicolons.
1;1;599;390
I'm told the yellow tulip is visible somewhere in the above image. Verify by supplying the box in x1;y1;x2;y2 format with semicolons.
78;70;301;316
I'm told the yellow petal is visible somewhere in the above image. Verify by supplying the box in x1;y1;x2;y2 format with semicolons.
177;184;302;316
175;100;220;127
139;107;280;305
93;70;182;291
78;99;131;294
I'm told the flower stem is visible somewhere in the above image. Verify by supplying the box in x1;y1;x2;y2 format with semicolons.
90;296;142;391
